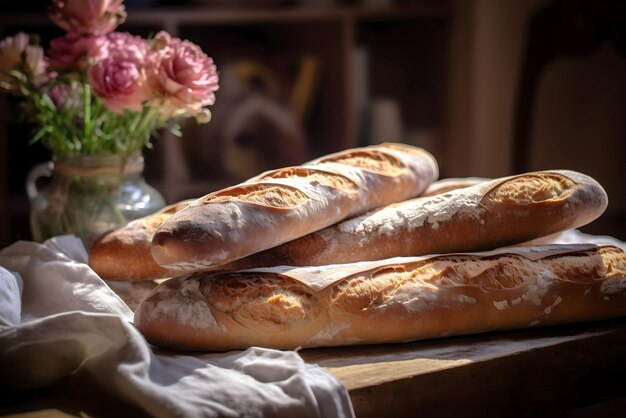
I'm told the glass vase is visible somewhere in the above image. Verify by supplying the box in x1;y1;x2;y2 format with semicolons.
26;153;166;250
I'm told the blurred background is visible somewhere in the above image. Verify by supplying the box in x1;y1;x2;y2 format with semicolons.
0;0;624;247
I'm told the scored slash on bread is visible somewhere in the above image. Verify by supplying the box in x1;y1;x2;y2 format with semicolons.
134;244;626;351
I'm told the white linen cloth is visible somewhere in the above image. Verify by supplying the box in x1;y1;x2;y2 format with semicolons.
0;236;354;418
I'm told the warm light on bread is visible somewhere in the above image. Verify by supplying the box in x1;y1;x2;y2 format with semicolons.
134;244;626;351
88;200;194;280
209;170;608;271
150;143;439;271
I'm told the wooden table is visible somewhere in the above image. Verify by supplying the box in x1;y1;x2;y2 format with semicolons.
301;318;626;417
2;319;626;417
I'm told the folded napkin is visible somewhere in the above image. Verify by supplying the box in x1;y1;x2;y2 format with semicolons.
0;236;354;418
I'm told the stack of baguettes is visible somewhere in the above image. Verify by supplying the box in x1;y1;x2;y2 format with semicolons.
88;143;626;351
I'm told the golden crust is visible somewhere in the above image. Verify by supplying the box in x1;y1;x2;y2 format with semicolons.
134;245;626;351
213;170;608;271
150;143;439;270
88;200;193;280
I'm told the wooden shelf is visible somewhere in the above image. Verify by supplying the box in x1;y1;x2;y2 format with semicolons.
0;3;451;25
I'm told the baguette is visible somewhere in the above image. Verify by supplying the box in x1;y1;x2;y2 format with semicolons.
150;143;439;270
134;244;626;351
89;171;475;282
90;157;471;282
213;170;608;271
88;200;193;280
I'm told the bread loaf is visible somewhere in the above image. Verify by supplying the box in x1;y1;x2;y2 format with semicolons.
150;143;439;270
89;171;475;282
213;170;608;271
134;244;626;351
90;157;471;282
88;200;193;280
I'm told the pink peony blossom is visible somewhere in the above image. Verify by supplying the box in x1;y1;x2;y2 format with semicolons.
0;32;48;92
87;32;152;113
0;8;219;160
48;0;127;36
89;50;148;113
105;32;148;63
49;33;107;71
146;31;219;118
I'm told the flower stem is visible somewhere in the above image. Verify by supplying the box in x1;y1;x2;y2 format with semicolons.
133;107;159;151
82;81;91;152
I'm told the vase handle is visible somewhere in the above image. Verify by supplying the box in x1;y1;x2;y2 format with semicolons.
26;161;54;202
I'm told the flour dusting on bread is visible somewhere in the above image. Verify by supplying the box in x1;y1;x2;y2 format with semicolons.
138;278;222;330
135;245;626;351
150;143;439;270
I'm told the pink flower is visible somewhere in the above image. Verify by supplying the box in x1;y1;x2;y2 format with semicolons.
0;32;48;92
48;80;81;110
87;32;151;113
49;33;107;71
146;31;219;118
105;32;148;63
48;0;127;36
48;83;68;107
89;50;148;113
